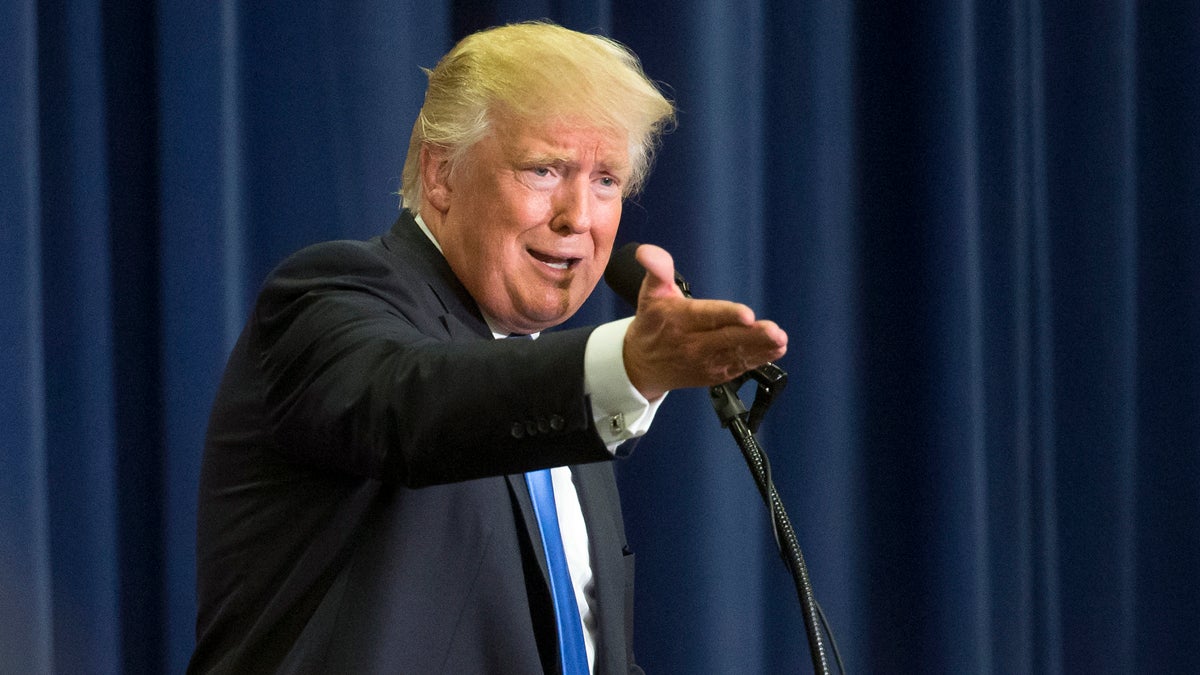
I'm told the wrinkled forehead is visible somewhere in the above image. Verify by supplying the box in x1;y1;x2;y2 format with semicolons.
488;110;633;173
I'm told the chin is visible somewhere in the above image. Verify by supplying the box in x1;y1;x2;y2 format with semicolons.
520;303;579;331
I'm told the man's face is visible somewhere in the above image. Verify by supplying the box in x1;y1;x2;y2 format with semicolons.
423;115;629;335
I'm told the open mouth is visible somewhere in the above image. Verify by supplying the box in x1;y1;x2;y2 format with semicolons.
528;249;581;271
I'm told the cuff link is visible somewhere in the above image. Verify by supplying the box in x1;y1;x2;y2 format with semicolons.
608;412;626;435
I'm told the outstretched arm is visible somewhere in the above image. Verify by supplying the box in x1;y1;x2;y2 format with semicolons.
622;244;789;401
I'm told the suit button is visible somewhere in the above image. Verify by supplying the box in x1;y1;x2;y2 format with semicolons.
526;420;538;437
510;422;525;439
537;417;550;434
549;414;565;431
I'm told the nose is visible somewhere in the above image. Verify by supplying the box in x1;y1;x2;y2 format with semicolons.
551;177;592;234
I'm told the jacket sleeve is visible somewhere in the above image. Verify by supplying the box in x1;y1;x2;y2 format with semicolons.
244;240;614;486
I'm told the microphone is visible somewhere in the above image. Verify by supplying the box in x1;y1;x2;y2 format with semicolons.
604;241;689;306
602;241;786;433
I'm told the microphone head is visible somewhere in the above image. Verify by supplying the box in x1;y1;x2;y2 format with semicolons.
604;242;645;308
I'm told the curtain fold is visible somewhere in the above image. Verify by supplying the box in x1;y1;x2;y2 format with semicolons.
1;3;52;671
2;1;1197;672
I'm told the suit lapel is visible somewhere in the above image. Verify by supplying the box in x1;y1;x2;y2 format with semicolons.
572;462;628;673
385;210;592;663
435;294;492;342
508;473;550;585
381;211;493;342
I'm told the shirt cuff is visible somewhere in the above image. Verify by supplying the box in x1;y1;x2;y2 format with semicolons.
584;317;666;452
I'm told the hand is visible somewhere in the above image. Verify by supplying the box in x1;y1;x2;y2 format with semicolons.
622;245;788;401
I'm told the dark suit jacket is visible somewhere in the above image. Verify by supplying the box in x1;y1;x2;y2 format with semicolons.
190;211;642;674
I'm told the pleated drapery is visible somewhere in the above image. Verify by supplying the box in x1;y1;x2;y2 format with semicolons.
3;1;1197;672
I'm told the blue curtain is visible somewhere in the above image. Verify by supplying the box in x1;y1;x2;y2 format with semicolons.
3;0;1196;672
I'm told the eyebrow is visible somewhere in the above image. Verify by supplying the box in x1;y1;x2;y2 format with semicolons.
522;152;630;177
522;152;573;166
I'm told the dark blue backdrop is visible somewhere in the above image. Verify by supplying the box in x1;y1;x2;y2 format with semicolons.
3;0;1197;672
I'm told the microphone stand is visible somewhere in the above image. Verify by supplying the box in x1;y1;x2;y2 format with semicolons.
709;369;831;675
615;257;838;672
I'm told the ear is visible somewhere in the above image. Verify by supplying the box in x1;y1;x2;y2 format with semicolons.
421;144;453;214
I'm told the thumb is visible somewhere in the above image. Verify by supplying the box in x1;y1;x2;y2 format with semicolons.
635;244;684;302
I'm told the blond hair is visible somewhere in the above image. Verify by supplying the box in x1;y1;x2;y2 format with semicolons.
400;21;675;212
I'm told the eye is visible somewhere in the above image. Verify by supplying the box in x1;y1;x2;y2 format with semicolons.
522;166;558;189
526;165;560;179
595;175;623;197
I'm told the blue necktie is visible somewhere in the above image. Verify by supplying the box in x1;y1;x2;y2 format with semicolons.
525;468;590;674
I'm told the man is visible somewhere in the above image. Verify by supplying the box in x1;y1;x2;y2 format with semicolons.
190;22;787;674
